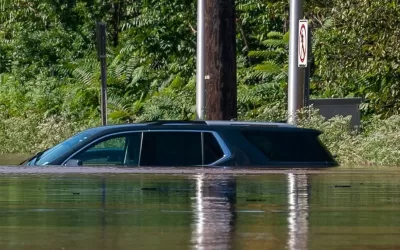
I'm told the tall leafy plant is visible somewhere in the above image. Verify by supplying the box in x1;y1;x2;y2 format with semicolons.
237;31;289;121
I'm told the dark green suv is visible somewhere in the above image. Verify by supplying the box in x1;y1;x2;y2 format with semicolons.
22;120;338;167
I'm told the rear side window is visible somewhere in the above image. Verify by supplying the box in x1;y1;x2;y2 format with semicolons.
241;130;333;162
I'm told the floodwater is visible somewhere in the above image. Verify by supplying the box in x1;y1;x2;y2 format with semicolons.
0;154;29;165
0;166;399;250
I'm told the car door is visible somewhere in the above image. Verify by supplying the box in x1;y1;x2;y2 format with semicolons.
68;132;142;166
139;131;202;166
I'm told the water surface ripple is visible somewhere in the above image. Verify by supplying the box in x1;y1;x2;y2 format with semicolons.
0;167;399;250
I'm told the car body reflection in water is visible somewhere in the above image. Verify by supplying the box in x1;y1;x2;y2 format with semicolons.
190;173;310;250
190;174;236;250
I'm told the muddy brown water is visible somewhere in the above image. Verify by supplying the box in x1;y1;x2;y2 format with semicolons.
0;154;29;165
0;155;399;249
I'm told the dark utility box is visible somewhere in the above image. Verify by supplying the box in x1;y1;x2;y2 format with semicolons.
309;98;362;128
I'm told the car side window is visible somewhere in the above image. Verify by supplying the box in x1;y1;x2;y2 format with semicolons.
72;133;141;166
140;132;202;166
241;130;333;162
94;137;125;149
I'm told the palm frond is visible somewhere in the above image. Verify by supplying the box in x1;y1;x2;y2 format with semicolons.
128;66;145;86
158;74;176;91
253;61;282;74
248;50;279;59
266;31;283;39
262;39;287;47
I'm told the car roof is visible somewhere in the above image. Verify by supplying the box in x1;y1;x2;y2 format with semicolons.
87;120;304;133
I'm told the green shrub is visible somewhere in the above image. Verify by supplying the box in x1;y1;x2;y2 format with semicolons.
355;115;400;166
0;113;98;154
296;108;400;166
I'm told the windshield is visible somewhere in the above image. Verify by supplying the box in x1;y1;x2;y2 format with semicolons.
32;128;100;165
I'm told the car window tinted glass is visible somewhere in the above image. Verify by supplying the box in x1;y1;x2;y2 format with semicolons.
140;132;201;166
203;133;224;164
35;128;101;165
94;137;125;149
72;133;141;166
241;130;334;162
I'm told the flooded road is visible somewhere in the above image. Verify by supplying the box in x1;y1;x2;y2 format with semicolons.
0;154;29;165
0;167;399;250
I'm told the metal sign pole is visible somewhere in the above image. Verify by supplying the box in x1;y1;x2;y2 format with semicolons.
288;0;304;124
196;0;205;120
96;22;108;126
304;27;312;107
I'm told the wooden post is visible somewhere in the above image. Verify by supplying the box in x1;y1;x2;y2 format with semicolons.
112;0;121;47
205;0;237;120
96;22;108;126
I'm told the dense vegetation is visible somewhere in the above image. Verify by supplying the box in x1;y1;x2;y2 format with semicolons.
0;0;399;165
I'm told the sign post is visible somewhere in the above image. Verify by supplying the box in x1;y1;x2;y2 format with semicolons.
287;0;304;124
196;0;205;120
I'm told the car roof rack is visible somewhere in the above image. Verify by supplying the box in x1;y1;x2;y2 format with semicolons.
146;120;207;126
144;120;295;127
204;120;295;127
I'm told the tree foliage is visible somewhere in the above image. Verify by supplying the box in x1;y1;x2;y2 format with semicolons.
0;0;399;126
313;0;400;117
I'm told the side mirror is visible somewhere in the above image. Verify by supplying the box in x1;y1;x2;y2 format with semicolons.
332;154;338;159
65;159;83;166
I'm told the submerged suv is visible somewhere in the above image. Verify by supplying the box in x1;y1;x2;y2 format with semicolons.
22;120;338;167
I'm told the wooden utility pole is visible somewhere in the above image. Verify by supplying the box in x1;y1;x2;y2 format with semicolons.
112;0;121;47
96;22;108;125
205;0;237;120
